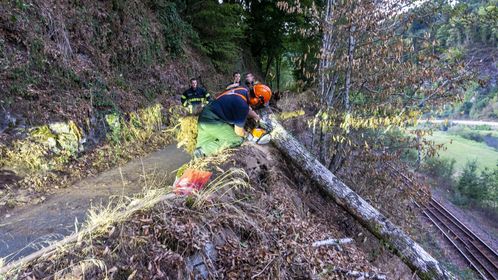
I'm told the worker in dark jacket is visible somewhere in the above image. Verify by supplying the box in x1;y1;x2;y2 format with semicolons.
226;71;241;90
194;84;272;158
243;72;259;90
181;78;210;114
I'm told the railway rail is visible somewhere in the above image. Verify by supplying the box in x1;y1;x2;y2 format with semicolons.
387;164;498;279
421;198;498;280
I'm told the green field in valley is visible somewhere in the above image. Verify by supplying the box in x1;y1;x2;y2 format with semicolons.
425;131;498;173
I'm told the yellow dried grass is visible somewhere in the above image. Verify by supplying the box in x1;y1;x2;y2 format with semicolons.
175;116;198;154
277;109;305;120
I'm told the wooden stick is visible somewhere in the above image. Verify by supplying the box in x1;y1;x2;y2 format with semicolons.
312;238;353;247
334;268;387;280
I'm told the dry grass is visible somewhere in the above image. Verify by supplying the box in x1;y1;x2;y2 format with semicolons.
277;109;305;121
0;157;245;278
191;168;251;209
0;169;175;279
172;115;199;154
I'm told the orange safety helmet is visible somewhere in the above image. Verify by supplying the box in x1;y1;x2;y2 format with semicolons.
249;84;272;107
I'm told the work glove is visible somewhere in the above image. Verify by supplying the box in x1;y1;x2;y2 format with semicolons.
245;133;258;143
259;119;273;132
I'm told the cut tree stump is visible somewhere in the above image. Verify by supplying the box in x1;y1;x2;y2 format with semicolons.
262;110;454;280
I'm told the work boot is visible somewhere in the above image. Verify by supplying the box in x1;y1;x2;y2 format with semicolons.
193;148;205;159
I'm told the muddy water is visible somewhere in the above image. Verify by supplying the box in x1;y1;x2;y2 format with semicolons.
0;145;190;263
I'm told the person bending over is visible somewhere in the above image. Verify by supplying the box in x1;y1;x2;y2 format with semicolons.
194;84;272;158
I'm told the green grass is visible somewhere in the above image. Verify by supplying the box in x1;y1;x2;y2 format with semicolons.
426;131;498;173
473;129;498;138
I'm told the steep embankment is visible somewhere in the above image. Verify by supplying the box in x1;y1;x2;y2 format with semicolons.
1;1;223;127
2;145;413;279
0;1;236;211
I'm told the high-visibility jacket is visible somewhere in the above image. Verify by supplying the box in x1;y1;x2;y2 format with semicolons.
181;87;210;107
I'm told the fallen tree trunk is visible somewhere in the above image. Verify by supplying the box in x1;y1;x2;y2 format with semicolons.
263;111;454;280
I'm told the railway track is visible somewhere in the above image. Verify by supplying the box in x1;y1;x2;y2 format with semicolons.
421;198;498;280
387;164;498;279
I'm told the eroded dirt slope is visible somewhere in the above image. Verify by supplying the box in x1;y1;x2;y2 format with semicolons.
5;145;414;279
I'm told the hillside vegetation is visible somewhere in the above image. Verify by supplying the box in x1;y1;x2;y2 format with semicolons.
1;0;219;127
429;0;498;120
1;0;497;279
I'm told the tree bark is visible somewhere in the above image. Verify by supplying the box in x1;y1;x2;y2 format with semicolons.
264;55;274;80
261;110;455;280
319;0;335;103
344;23;355;112
276;55;281;93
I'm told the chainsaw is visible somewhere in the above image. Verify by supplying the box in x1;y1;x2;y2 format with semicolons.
248;119;273;145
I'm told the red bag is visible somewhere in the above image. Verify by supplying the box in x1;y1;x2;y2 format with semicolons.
173;168;212;195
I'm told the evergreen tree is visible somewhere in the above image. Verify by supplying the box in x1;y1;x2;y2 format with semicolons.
457;161;487;202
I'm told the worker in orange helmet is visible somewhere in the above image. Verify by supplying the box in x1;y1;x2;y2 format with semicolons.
194;83;272;158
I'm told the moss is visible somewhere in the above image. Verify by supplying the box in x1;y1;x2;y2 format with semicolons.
49;121;83;156
1;104;170;196
31;125;57;145
105;113;122;144
1;121;83;175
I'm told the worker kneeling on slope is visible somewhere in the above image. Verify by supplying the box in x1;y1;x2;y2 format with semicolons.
194;84;272;158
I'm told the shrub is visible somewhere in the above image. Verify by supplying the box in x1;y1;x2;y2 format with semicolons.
480;166;498;208
401;148;419;166
474;124;492;131
447;126;484;143
460;101;473;116
422;156;456;182
445;46;465;62
456;160;488;204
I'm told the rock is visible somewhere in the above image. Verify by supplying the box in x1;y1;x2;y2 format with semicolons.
186;241;218;280
49;122;71;134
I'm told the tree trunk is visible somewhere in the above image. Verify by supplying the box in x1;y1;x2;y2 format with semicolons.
261;110;455;280
318;118;325;162
344;23;355;112
416;133;421;170
276;55;281;93
264;55;274;80
319;0;335;103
